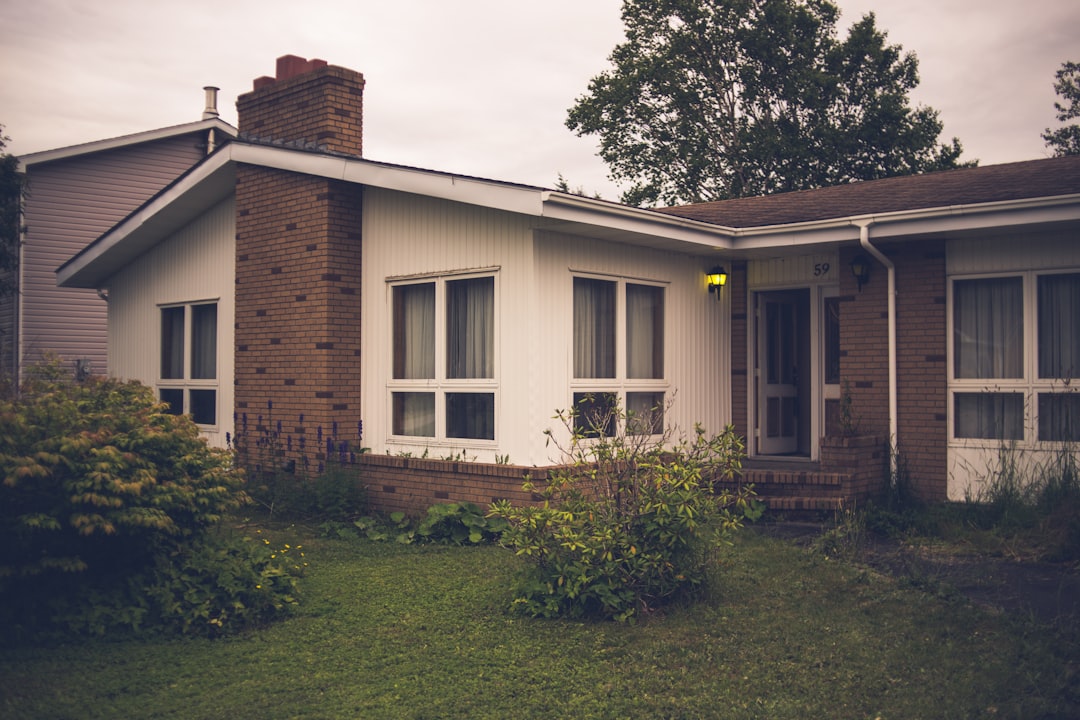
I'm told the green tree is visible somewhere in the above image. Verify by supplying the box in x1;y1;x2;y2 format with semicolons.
1042;61;1080;157
0;125;22;299
567;0;968;206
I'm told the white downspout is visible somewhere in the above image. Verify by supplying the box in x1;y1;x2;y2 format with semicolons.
856;220;898;479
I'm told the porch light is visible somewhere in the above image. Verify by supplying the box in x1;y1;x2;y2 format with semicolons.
850;255;870;291
706;266;727;298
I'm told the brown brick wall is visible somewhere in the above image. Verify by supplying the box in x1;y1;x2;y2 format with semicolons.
234;165;364;459
890;240;948;500
837;245;891;439
237;61;365;157
360;455;550;516
837;241;948;501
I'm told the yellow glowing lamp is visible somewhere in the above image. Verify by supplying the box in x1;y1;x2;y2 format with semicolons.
706;266;728;297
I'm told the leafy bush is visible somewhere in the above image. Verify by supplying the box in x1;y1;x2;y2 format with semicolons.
349;503;509;546
416;502;508;544
0;365;298;638
490;398;758;622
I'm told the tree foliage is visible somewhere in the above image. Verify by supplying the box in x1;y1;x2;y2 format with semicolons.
0;125;22;298
567;0;968;206
1043;60;1080;157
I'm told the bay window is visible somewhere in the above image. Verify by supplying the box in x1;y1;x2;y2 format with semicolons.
390;274;495;442
573;275;667;436
950;271;1080;443
159;302;218;426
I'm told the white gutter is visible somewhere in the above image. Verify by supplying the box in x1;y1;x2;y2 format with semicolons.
856;220;898;479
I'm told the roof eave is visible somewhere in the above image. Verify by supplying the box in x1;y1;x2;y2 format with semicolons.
18;118;238;170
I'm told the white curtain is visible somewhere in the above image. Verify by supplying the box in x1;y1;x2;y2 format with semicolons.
191;303;217;380
394;393;435;436
953;277;1023;379
626;284;663;379
1038;273;1080;380
955;393;1024;440
394;283;435;379
447;277;493;379
574;278;615;378
161;307;185;379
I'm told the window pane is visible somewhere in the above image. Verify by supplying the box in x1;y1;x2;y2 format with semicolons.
447;277;494;379
627;391;664;435
1038;273;1080;380
626;284;664;379
572;392;617;438
954;393;1024;440
824;297;840;385
953;277;1023;379
189;389;217;426
446;393;495;440
191;304;217;380
573;278;616;378
393;283;435;379
161;307;185;379
392;392;435;436
160;388;184;415
1039;393;1080;442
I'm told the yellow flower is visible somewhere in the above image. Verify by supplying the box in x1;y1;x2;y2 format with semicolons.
256;584;262;589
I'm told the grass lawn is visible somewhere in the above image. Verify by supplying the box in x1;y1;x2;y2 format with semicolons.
1;527;1075;719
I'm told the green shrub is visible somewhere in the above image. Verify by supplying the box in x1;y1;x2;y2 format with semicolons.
0;365;297;638
490;398;758;622
416;502;508;544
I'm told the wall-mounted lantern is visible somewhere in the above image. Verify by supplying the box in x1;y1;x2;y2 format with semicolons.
706;266;727;299
850;255;871;291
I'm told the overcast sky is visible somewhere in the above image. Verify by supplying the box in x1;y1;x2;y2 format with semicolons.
1;0;1076;200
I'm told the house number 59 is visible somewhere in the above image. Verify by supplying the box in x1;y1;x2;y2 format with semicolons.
813;262;831;277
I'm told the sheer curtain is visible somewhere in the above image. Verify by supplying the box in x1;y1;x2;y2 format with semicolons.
191;304;217;379
447;277;493;379
573;278;615;378
1038;273;1080;380
161;307;185;379
954;277;1023;379
626;284;663;379
394;283;435;379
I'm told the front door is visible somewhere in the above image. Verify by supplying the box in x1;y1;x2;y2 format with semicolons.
756;289;810;456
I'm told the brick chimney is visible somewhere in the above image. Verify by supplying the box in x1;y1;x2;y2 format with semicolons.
233;55;365;464
236;54;365;156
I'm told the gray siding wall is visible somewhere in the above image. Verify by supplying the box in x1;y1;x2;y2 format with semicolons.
19;133;210;378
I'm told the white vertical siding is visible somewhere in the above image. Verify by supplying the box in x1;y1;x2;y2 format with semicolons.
108;198;235;447
19;133;209;377
360;187;730;466
947;229;1080;274
531;232;730;464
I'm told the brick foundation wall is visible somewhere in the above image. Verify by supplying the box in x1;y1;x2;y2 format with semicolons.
360;455;550;516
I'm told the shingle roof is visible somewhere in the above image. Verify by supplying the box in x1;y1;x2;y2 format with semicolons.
656;155;1080;228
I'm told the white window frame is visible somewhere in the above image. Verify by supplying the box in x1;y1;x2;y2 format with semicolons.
386;270;499;446
947;269;1080;447
157;300;220;429
570;272;670;437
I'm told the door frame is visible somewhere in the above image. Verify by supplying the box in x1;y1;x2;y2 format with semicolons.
748;283;839;460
